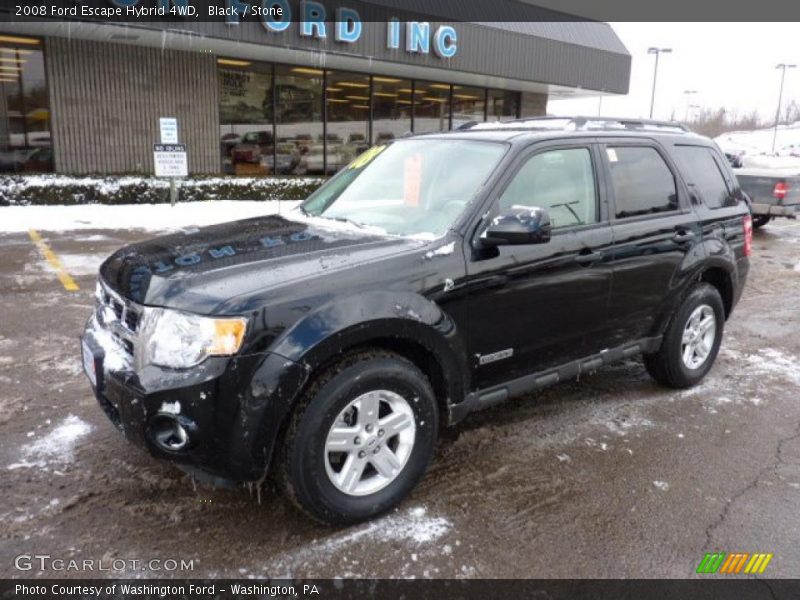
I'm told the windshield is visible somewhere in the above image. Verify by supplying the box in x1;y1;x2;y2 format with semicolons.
301;139;507;237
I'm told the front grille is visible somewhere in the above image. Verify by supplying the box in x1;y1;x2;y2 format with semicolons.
95;280;142;357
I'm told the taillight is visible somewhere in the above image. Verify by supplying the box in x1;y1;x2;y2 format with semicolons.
773;181;789;201
743;214;753;257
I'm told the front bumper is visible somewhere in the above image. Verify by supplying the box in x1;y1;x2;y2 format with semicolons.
751;202;800;218
82;325;309;482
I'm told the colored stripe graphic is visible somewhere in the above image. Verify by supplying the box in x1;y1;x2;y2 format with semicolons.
28;229;79;292
744;553;773;574
719;553;749;574
697;553;726;574
697;552;773;574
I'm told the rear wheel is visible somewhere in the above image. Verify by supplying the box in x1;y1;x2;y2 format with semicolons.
644;283;725;389
279;351;438;525
752;214;772;229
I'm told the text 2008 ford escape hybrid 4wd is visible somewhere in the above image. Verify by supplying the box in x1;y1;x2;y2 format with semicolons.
81;117;751;525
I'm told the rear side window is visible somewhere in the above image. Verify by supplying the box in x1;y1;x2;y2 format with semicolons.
606;146;678;218
672;145;734;208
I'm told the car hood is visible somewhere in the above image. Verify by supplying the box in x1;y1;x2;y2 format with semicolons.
99;214;417;314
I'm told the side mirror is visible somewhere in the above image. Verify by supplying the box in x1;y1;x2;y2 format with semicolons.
482;206;551;246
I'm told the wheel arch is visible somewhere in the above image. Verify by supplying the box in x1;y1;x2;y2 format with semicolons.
269;291;468;406
698;265;734;319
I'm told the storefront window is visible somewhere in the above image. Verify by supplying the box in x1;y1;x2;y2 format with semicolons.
487;88;520;121
451;86;486;128
218;59;273;175
414;81;451;133
0;36;52;173
216;60;522;176
326;70;370;173
275;65;323;176
371;76;412;145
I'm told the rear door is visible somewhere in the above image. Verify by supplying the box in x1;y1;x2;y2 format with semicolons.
601;140;703;345
672;143;751;273
464;140;616;390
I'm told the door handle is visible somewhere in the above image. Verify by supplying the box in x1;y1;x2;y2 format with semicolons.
673;230;696;243
575;250;603;265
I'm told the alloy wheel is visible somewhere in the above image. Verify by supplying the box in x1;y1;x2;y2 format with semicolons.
681;304;717;370
324;390;417;496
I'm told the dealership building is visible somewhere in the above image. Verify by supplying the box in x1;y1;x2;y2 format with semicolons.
3;4;630;176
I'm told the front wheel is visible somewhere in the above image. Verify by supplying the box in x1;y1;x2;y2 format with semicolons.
279;351;438;525
644;283;725;389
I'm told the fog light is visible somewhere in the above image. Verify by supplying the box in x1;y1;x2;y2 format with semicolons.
149;414;191;452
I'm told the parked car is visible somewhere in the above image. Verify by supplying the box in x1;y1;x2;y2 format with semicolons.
82;117;750;525
23;146;54;172
735;168;800;228
272;142;301;174
231;131;273;164
303;144;349;175
219;133;242;158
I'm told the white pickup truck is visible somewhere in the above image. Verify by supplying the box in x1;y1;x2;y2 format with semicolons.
735;168;800;228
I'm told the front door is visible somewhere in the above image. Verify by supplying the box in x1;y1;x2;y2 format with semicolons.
464;143;615;390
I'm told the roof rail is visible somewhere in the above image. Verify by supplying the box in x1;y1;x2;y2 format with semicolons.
468;116;690;134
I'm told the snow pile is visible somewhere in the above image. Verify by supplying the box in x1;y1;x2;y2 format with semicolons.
715;121;800;169
8;415;93;470
0;200;301;233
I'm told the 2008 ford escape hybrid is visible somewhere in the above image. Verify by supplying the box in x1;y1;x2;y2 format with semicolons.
82;117;751;525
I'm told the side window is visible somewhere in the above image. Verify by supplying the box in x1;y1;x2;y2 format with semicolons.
498;148;597;229
672;145;734;209
607;146;678;218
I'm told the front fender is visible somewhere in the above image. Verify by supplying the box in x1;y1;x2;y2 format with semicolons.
270;290;469;406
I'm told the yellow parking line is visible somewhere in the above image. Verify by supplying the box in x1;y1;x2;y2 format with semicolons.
28;229;79;292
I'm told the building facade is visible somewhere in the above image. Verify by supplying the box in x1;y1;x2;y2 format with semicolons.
3;9;630;176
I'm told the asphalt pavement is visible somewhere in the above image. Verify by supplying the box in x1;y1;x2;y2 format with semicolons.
1;222;799;579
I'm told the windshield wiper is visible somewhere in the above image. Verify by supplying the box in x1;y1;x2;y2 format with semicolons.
328;215;366;229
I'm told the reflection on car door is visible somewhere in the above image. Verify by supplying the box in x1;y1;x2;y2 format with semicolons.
465;142;615;390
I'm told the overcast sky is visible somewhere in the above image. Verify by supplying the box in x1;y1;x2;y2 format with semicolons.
548;23;800;122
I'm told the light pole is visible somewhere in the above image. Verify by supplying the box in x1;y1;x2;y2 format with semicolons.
648;47;672;119
772;63;796;153
683;89;698;122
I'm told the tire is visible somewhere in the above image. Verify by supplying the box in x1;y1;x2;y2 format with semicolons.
644;283;725;389
279;351;438;525
752;215;772;229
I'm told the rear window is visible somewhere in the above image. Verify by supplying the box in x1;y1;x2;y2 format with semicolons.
607;146;678;218
672;145;735;209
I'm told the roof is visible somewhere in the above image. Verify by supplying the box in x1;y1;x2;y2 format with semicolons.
478;22;630;55
413;117;711;144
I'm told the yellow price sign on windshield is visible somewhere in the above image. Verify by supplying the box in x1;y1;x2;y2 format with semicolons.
348;145;386;170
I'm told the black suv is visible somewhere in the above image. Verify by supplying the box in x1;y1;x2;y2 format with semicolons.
82;117;751;525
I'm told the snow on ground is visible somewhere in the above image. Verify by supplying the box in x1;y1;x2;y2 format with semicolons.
56;253;105;276
7;415;93;470
715;120;800;169
0;200;301;233
264;505;452;576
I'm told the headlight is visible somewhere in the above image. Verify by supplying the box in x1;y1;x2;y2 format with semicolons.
139;308;247;369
